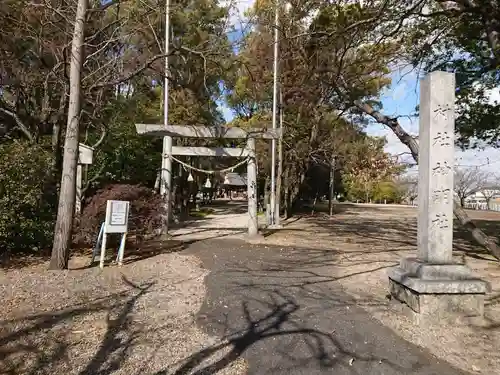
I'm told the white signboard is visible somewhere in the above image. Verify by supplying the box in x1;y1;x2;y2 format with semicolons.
78;143;94;165
105;200;130;234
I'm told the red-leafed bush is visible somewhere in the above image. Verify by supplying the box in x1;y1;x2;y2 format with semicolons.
74;184;163;246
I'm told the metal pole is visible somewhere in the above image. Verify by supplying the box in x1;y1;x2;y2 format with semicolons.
275;88;283;226
270;0;279;226
160;0;173;234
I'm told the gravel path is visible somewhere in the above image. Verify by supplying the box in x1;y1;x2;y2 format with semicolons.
261;203;500;374
169;200;265;243
0;252;247;375
186;238;472;375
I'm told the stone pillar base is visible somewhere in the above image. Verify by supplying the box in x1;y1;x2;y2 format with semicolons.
388;257;489;320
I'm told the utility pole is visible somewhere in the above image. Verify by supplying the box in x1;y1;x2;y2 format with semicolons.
160;0;173;234
270;0;279;226
276;88;283;226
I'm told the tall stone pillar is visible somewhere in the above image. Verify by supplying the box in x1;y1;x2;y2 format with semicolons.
388;71;489;319
417;71;455;264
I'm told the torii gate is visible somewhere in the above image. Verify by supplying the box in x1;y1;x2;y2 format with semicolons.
135;124;281;238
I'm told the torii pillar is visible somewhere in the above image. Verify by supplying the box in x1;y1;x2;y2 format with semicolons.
135;124;281;239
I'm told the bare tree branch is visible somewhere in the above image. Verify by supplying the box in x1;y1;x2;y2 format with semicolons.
90;52;174;89
0;108;34;143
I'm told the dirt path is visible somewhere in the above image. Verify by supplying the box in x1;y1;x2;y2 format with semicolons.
2;202;498;374
0;252;247;375
185;238;471;375
0;200;255;375
169;200;264;242
259;203;500;374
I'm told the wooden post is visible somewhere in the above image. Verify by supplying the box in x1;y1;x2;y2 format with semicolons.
75;143;93;215
247;137;258;237
329;155;336;216
160;137;172;234
76;164;83;215
91;222;104;265
99;231;107;269
117;232;127;266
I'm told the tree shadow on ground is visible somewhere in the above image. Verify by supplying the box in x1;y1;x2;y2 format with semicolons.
121;239;186;265
159;293;411;375
171;239;473;375
452;219;500;259
302;202;412;215
0;276;154;375
0;237;482;375
99;238;186;268
221;244;398;297
191;200;248;215
294;202;352;215
0;252;50;270
166;200;250;233
70;237;186;270
304;206;500;262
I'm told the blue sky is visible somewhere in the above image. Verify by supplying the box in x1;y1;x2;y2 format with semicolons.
219;58;500;174
368;67;421;165
369;67;500;174
218;0;500;174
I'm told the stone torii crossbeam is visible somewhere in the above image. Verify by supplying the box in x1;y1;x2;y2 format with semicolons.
135;124;281;238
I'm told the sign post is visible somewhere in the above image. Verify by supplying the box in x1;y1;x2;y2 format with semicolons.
96;200;130;269
76;143;94;214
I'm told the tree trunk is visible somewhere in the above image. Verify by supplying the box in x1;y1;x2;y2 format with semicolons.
264;175;270;217
454;201;500;259
51;122;62;175
276;136;283;217
283;165;290;219
290;169;306;209
49;0;88;270
357;100;500;260
172;176;180;223
277;89;283;217
311;190;319;214
485;197;492;210
154;170;161;192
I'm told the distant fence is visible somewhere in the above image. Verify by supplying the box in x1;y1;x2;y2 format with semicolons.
464;202;500;212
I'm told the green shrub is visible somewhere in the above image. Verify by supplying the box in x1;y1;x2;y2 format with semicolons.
0;142;56;254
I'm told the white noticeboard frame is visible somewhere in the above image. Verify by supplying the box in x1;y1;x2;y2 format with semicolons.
105;200;130;233
97;200;130;269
